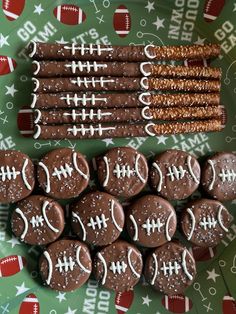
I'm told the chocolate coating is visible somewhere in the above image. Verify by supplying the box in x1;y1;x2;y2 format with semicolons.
181;198;232;247
201;152;236;201
126;195;177;247
93;240;143;292
39;239;92;291
71;191;124;246
149;149;200;200
96;147;148;198
144;242;196;295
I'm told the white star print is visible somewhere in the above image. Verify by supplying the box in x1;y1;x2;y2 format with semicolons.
0;33;9;48
194;36;206;45
233;3;236;11
56;292;67;303
142;295;152;306
206;268;220;282
34;4;44;15
102;138;114;146
7;236;21;248
156;135;168;145
5;84;18;97
15;282;30;296
56;37;69;44
65;307;77;314
153;16;165;31
145;1;155;13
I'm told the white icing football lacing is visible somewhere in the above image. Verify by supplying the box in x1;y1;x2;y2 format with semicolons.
0;166;20;181
167;165;186;181
30;215;44;227
110;261;127;274
52;163;73;180
65;43;113;56
71;77;115;88
55;256;75;272
87;214;109;230
68;124;116;136
160;261;181;276
61;93;107;106
219;169;236;182
199;216;218;230
142;218;164;235
63;109;112;121
65;61;107;74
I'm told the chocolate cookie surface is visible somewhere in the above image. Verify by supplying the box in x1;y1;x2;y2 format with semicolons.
71;191;124;246
37;148;89;199
0;150;35;203
126;195;177;247
93;240;143;292
149;149;200;200
144;242;196;295
181;198;232;247
39;239;92;291
96;147;148;198
12;195;65;245
201;152;236;201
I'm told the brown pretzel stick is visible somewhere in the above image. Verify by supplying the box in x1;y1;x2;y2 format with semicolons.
32;77;220;93
33;119;224;140
29;42;220;61
32;60;221;79
34;106;222;124
31;92;220;109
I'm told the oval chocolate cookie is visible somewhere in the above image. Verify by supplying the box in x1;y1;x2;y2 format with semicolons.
39;239;92;291
149;149;200;200
11;195;65;245
0;150;35;203
201;152;236;201
144;242;196;295
96;147;148;198
93;240;143;292
71;191;124;246
37;148;89;199
126;195;177;247
181;198;232;247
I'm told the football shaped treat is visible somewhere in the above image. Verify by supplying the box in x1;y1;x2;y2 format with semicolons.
93;240;143;292
37;148;89;199
39;239;92;291
144;242;196;295
96;147;148;198
11;195;65;245
126;195;177;247
181;198;232;247
71;191;124;246
201;152;236;201
0;150;35;203
149;149;200;200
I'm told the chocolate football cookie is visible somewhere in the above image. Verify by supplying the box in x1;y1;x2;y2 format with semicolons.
149;149;200;200
39;239;92;291
37;148;89;199
11;195;65;245
126;195;177;247
96;147;148;198
181;198;232;247
144;242;196;295
0;150;35;203
71;191;124;246
93;240;143;292
201;152;236;201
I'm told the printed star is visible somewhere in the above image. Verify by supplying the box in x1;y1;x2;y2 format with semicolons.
56;292;67;303
34;4;44;15
145;1;155;13
233;3;236;11
156;135;168;145
65;306;77;314
5;84;18;97
7;236;21;248
15;282;30;296
102;138;114;146
194;36;206;45
206;268;220;282
142;295;152;306
0;33;9;48
153;16;165;31
56;37;69;44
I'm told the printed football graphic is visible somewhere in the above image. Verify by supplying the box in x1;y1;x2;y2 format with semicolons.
113;5;131;38
0;56;17;76
19;293;40;314
162;294;193;313
189;246;217;262
2;0;25;21
17;106;34;137
53;4;86;25
204;0;225;23
115;290;134;314
0;255;26;277
222;294;236;313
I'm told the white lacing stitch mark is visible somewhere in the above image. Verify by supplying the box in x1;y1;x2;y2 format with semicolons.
186;208;196;241
4;0;10;9
110;199;122;232
152;162;163;192
0;166;20;181
55;256;75;272
61;94;107;106
76;246;90;273
1;256;17;264
208;159;216;190
67;124;116;136
205;0;213;13
64;43;114;56
218;205;229;232
65;61;107;74
110;261;127;274
30;215;44;227
160;260;181;276
129;214;139;241
61;5;78;12
167;165;187;181
127;248;141;278
199;216;218;230
52;163;73;180
125;14;130;29
63;109;112;121
33;304;38;314
71;77;115;88
87;214;109;230
72;211;86;241
219;169;236;182
0;57;7;62
142;218;164;235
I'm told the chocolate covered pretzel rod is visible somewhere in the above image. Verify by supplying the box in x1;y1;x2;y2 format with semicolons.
31;92;220;109
29;42;220;61
33;119;224;140
34;106;222;124
32;76;220;93
32;60;221;79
